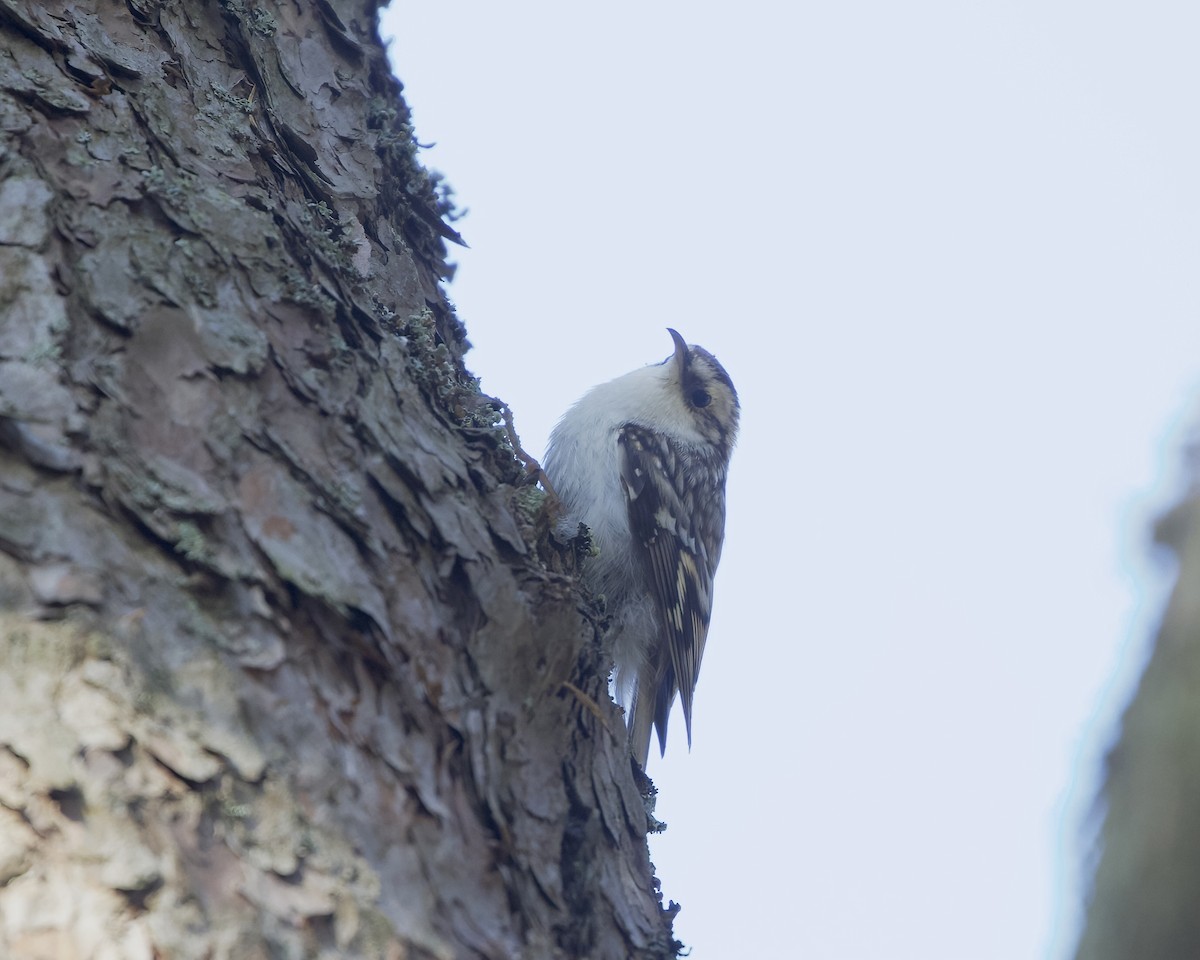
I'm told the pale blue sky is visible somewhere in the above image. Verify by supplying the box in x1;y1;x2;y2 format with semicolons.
381;4;1200;957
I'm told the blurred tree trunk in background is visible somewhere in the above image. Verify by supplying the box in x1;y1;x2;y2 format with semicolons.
1074;471;1200;958
0;3;676;958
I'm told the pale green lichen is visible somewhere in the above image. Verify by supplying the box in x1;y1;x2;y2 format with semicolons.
514;485;546;521
141;165;192;205
222;799;253;820
27;341;62;367
174;522;212;564
246;8;276;36
281;268;337;320
298;201;361;276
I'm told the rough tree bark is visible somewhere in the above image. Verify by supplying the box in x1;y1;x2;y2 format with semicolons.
0;3;678;958
1074;458;1200;958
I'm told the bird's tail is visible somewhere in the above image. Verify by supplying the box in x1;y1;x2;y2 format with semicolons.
627;681;655;769
627;668;678;768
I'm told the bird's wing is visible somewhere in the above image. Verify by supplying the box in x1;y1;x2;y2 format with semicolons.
618;424;725;756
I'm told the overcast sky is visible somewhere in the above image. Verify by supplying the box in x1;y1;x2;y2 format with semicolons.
381;4;1200;957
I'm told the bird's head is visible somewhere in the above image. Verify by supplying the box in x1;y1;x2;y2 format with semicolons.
661;327;740;458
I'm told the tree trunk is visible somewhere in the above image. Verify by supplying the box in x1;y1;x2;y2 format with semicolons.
0;3;676;957
1074;479;1200;959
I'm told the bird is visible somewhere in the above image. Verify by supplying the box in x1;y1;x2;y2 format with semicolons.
544;328;739;767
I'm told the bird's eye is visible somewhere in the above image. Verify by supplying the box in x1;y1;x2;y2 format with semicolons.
690;388;712;408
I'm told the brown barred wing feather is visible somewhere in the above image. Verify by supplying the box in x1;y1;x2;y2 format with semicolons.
618;423;725;762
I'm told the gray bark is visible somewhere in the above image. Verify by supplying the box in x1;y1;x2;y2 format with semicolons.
1075;469;1200;959
0;2;677;957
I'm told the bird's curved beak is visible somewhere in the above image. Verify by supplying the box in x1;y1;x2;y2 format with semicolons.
667;327;690;377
